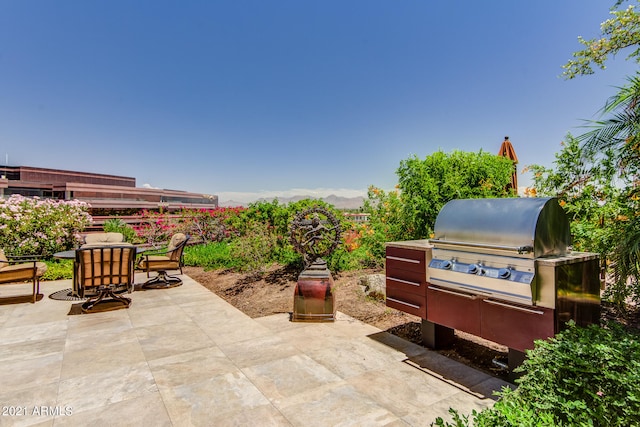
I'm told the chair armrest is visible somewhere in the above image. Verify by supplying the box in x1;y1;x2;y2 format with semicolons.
139;250;168;260
6;254;44;263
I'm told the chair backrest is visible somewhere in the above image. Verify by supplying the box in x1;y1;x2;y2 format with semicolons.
83;232;126;247
75;246;135;289
167;233;190;261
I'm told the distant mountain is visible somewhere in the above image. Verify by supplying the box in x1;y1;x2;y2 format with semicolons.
218;200;248;208
219;194;364;210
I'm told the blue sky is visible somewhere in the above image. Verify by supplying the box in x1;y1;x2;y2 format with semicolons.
1;1;637;203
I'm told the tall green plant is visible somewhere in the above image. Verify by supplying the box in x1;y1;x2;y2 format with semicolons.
229;220;278;277
103;218;140;243
361;186;408;262
527;135;639;304
396;150;515;239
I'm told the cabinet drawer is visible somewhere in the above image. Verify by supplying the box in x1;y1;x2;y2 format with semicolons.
426;285;481;336
385;247;426;273
386;287;426;318
481;299;554;352
386;275;426;296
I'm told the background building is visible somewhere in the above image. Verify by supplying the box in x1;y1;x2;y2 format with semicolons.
0;166;218;214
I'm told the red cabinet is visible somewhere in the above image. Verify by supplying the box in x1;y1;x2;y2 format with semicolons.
385;244;430;318
426;285;555;352
426;286;481;336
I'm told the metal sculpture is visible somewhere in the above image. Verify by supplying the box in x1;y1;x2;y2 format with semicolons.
289;206;342;322
289;206;341;268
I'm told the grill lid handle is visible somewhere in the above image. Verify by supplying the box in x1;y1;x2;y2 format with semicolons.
428;239;534;254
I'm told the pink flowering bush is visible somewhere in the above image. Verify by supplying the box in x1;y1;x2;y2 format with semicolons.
133;207;245;247
0;195;92;256
133;210;180;247
178;206;244;243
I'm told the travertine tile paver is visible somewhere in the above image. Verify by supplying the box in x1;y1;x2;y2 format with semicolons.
0;275;510;426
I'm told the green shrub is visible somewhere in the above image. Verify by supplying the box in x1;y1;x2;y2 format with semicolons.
103;218;141;243
183;242;241;270
229;220;277;276
434;322;640;427
42;259;74;281
326;245;379;272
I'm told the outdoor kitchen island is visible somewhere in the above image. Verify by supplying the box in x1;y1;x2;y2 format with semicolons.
385;197;602;372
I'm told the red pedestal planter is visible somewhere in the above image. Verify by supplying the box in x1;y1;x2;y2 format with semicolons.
292;260;335;322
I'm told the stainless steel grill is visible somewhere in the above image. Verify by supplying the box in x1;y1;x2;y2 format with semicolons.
428;197;571;308
384;197;601;370
425;197;600;355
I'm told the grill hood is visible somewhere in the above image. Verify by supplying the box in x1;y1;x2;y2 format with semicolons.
431;197;570;258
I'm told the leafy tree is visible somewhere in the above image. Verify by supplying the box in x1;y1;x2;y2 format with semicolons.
576;76;640;305
361;186;408;262
528;134;640;305
558;1;640;305
396;150;515;239
562;1;640;79
579;73;640;164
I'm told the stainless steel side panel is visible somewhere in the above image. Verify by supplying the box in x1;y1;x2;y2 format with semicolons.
535;253;601;319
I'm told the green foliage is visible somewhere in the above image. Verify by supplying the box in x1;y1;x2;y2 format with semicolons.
181;198;372;273
562;1;640;79
434;322;640;427
177;206;244;243
102;218;141;243
41;259;74;281
528;133;640;305
325;245;374;271
396;150;515;239
183;242;241;270
229;220;278;276
362;186;409;260
0;195;92;256
578;73;640;165
527;134;623;253
558;2;640;305
239;199;352;270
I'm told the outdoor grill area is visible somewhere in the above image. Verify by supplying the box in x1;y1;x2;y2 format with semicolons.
386;197;601;370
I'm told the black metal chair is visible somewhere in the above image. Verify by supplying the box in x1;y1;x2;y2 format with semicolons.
75;246;135;313
137;233;190;288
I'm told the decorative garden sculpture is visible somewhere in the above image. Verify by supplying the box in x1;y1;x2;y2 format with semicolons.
289;206;341;322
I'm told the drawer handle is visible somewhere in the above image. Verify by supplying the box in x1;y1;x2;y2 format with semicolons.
429;286;476;300
387;277;421;287
387;255;421;264
483;299;544;315
386;297;421;310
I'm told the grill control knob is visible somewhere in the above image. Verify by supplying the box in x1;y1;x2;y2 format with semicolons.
498;268;511;279
468;264;479;274
441;260;453;270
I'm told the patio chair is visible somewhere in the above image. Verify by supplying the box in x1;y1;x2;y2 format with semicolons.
137;233;190;288
0;249;47;303
75;246;135;313
81;232;132;248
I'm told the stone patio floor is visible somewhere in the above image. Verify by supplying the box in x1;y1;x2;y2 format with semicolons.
0;274;512;426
